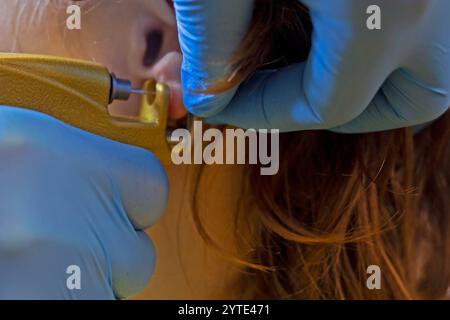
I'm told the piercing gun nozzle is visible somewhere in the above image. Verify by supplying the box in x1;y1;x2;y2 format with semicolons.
109;73;155;103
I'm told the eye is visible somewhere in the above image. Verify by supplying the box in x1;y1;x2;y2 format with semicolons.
143;29;163;67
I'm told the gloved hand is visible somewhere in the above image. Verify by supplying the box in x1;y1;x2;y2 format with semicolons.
174;0;450;133
0;106;168;299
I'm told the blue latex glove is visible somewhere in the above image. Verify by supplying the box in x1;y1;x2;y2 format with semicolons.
174;0;450;133
0;106;168;299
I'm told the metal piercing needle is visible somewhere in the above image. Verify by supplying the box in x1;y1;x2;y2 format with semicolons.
110;73;155;103
130;88;155;95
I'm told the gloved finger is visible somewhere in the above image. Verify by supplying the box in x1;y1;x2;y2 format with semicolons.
16;104;168;229
102;142;169;231
204;55;384;131
0;244;116;300
0;106;169;230
330;69;450;133
174;0;254;116
206;1;415;131
109;230;156;299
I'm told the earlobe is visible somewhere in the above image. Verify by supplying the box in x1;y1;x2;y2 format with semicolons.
150;51;186;120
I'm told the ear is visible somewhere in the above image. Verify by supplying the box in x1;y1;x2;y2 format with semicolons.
149;51;187;120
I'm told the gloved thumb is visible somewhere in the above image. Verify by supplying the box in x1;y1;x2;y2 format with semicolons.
98;139;169;231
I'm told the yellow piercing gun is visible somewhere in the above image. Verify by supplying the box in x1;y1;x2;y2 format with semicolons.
0;53;172;164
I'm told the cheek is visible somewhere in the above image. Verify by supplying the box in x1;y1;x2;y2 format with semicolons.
0;9;15;51
3;16;65;56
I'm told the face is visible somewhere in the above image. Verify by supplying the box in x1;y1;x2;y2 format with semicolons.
0;0;186;119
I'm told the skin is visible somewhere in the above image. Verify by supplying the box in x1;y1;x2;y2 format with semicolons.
0;0;243;299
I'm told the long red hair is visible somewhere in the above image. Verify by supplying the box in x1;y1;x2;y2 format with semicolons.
191;0;450;299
